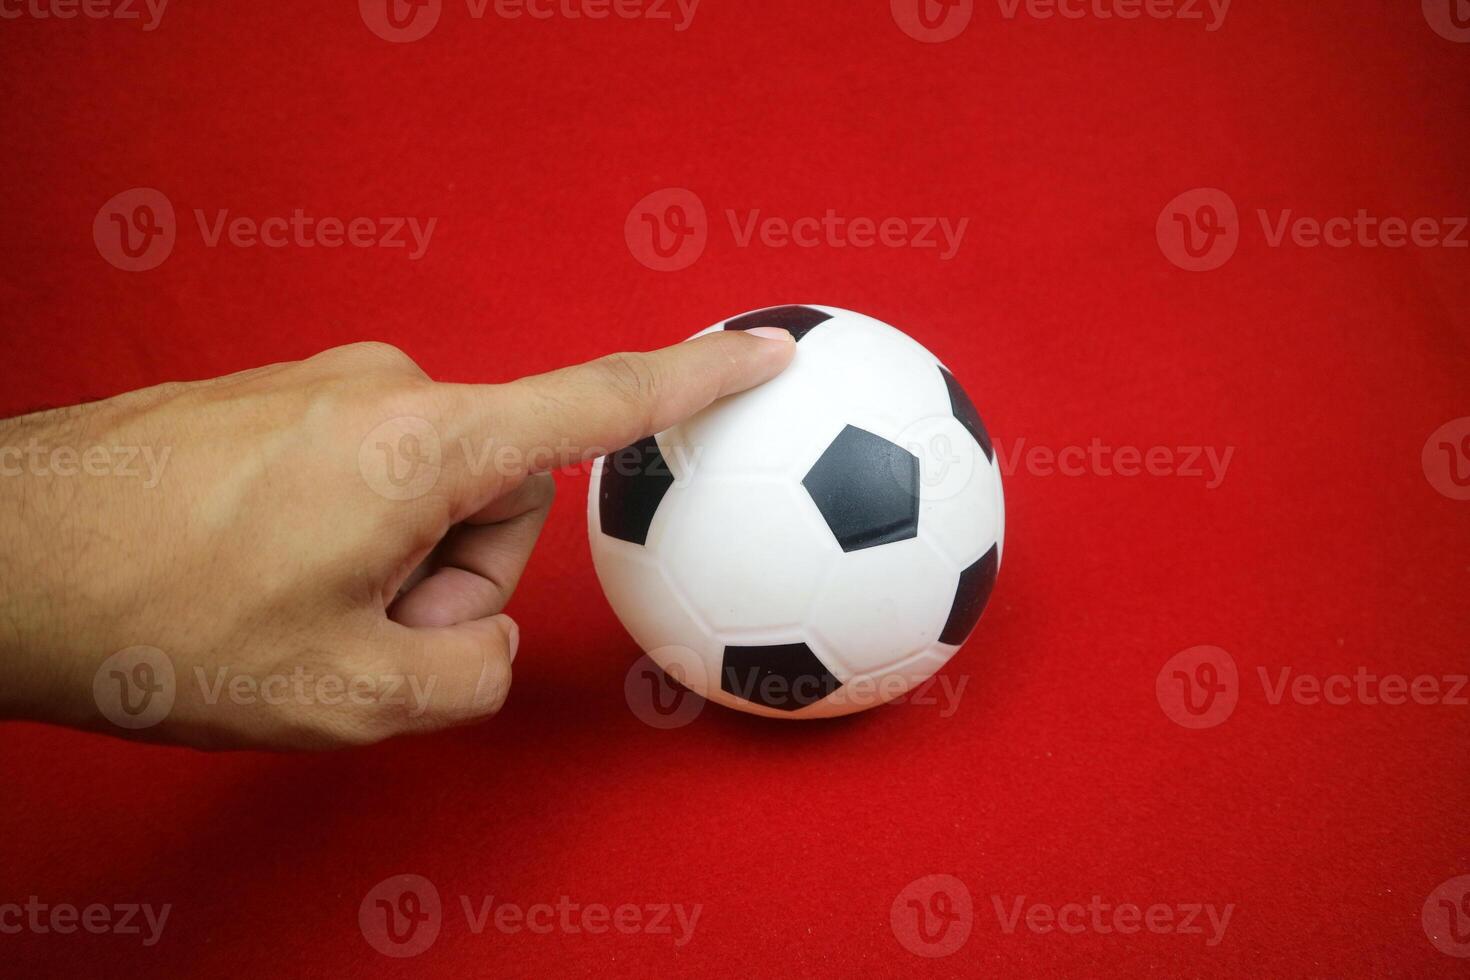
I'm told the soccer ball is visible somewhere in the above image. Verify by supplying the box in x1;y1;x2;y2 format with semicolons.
587;305;1004;719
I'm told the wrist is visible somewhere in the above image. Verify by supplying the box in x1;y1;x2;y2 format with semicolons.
0;415;89;722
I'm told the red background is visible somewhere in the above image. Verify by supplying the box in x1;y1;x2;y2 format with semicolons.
2;1;1468;976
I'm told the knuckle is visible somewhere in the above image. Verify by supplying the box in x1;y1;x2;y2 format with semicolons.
332;341;424;376
362;379;440;430
598;352;660;414
346;340;409;362
332;377;442;452
141;379;195;403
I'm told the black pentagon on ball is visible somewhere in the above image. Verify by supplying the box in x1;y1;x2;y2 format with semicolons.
724;305;833;342
802;425;920;553
721;642;840;712
939;543;999;645
598;436;674;545
939;366;994;463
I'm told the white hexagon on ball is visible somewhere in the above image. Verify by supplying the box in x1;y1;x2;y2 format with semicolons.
588;305;1004;719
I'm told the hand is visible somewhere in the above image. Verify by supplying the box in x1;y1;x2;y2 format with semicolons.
0;330;795;749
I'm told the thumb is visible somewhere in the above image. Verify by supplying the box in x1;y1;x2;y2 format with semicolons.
378;614;519;733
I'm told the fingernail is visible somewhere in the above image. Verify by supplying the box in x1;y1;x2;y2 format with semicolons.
744;327;794;342
499;616;520;663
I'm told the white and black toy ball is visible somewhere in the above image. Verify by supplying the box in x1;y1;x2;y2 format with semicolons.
587;305;1004;719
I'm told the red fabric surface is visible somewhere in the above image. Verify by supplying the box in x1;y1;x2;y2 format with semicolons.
2;2;1468;976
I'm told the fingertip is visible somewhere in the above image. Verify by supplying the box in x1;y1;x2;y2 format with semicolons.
453;614;517;715
491;613;520;663
744;326;795;343
726;326;796;386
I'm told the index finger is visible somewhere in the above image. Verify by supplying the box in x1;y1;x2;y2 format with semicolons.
444;327;795;475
